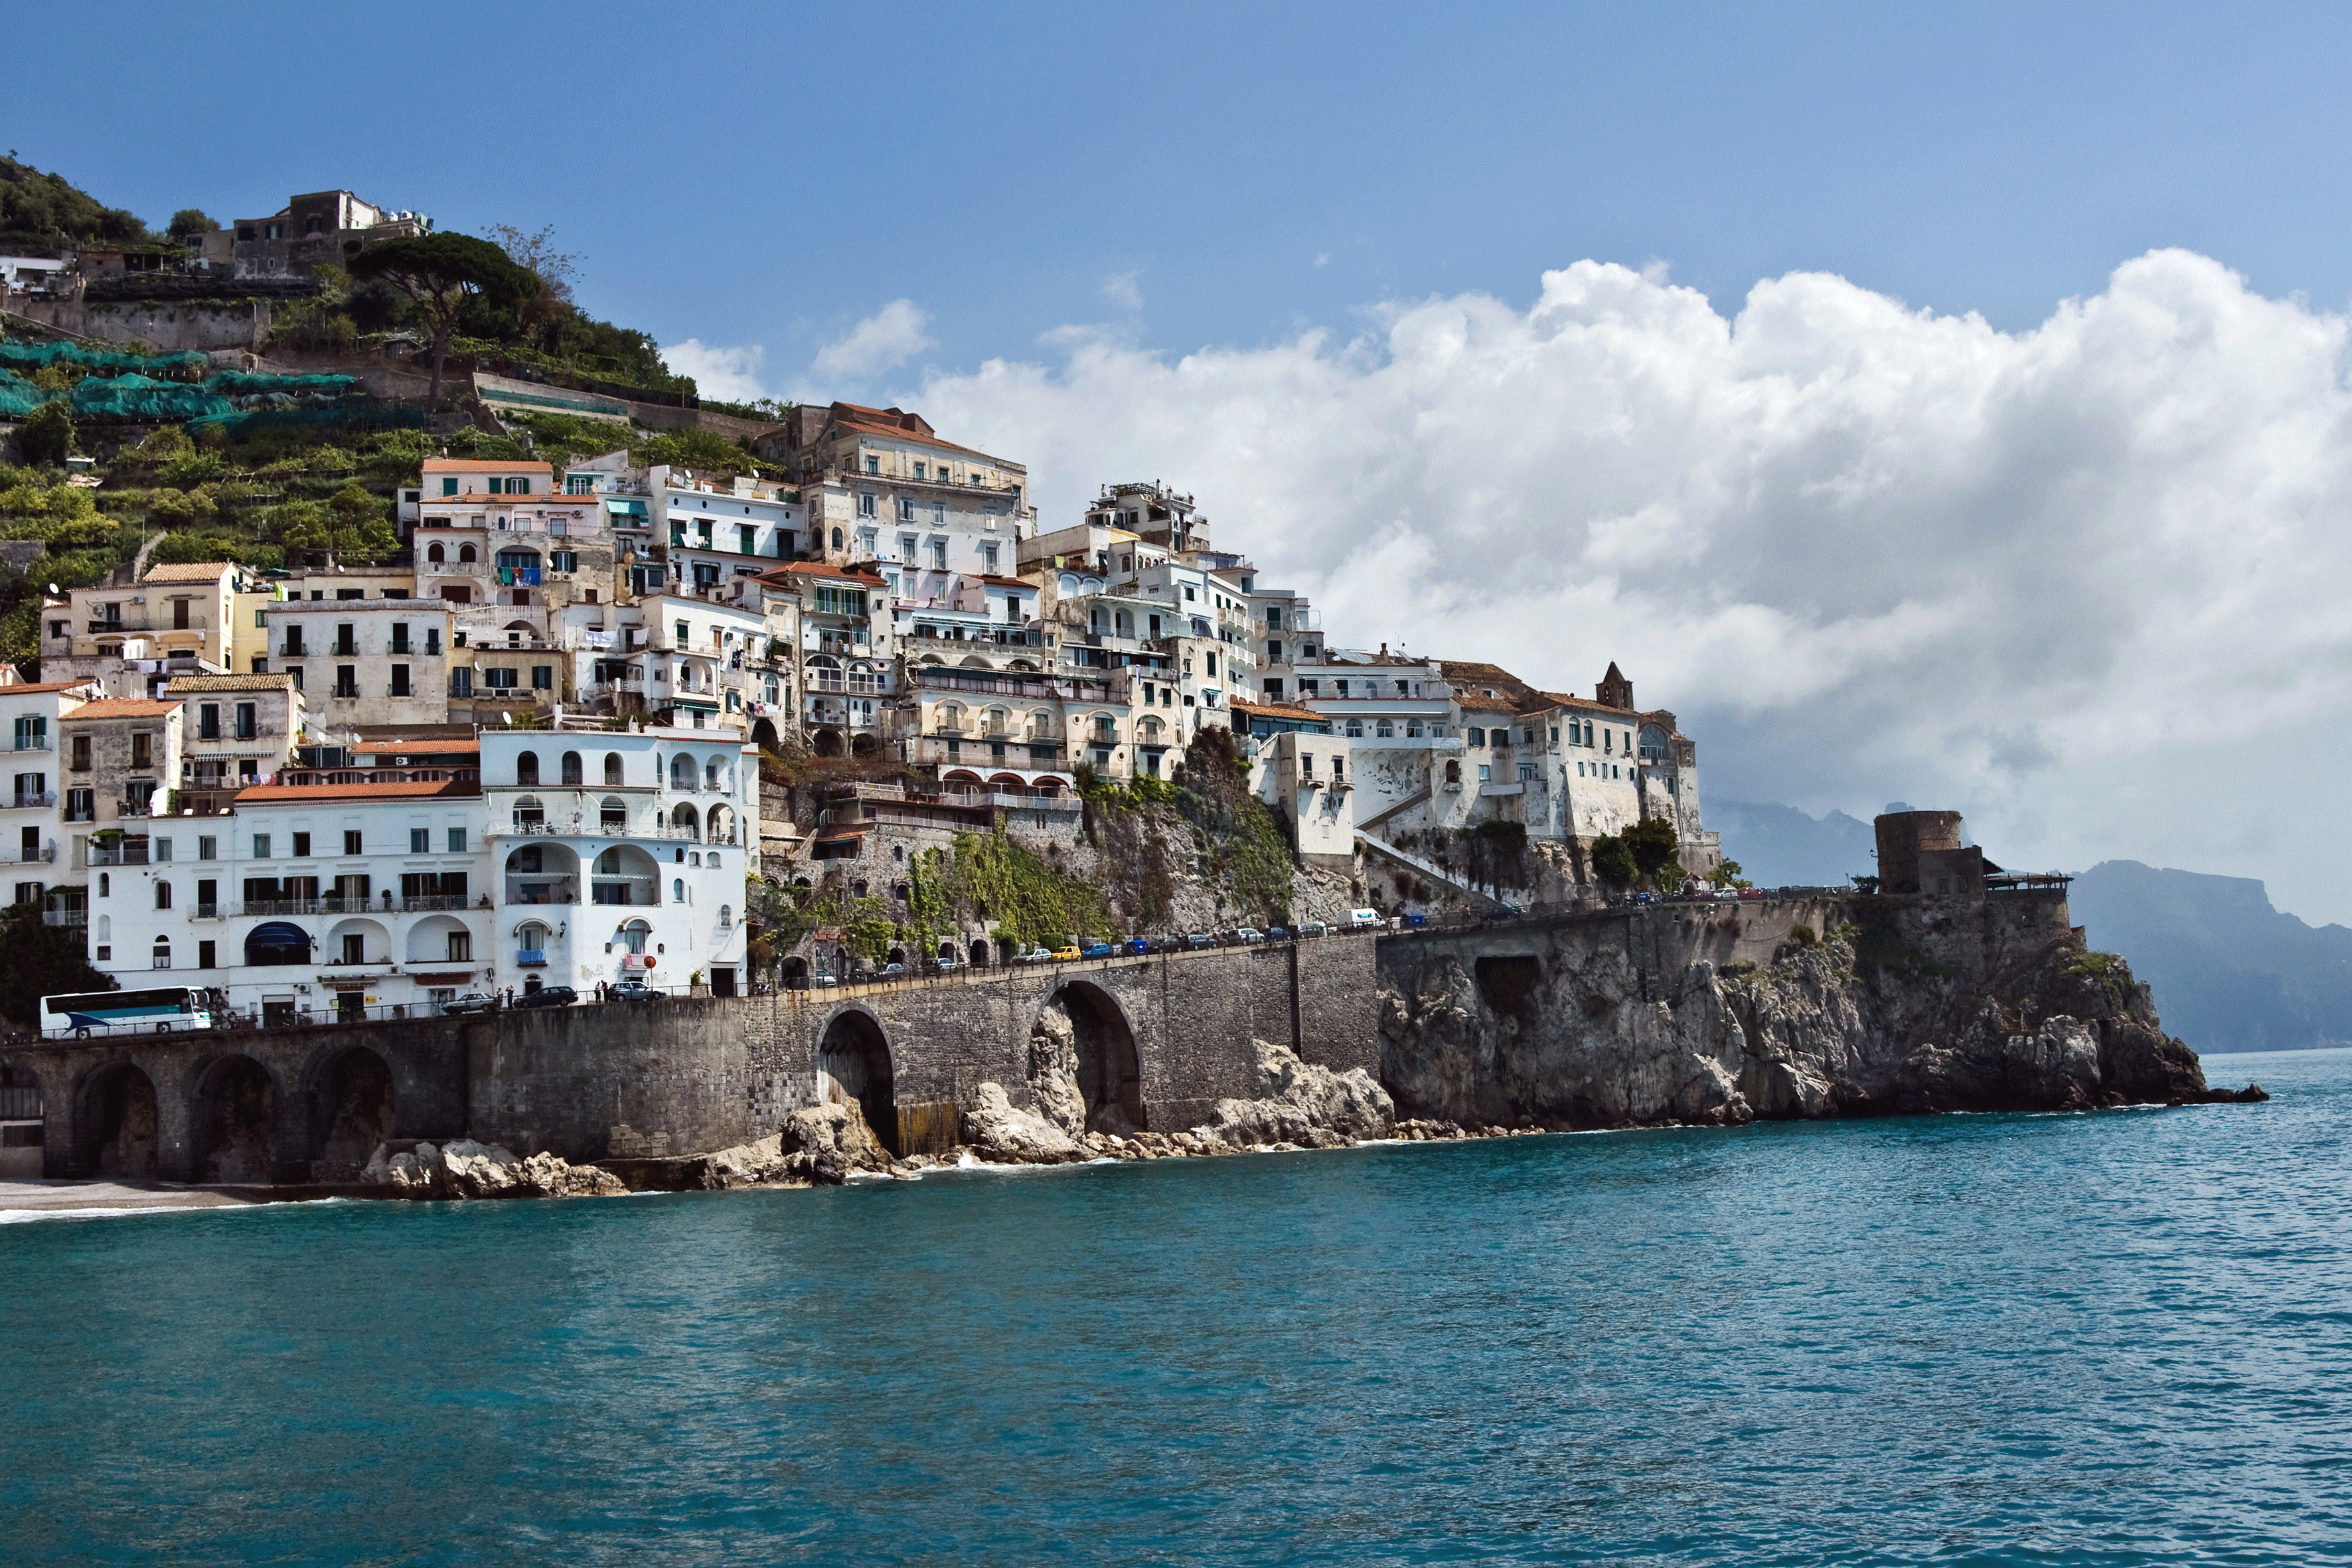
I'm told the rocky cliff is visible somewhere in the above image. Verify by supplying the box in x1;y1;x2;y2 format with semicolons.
1377;897;2253;1129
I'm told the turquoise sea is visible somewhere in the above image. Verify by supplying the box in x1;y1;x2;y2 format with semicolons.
3;1049;2348;1567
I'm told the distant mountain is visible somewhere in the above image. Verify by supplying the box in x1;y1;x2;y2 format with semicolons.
1710;799;1877;889
2067;861;2352;1054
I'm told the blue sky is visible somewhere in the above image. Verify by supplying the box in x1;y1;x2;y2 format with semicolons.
19;3;2352;917
15;2;2352;370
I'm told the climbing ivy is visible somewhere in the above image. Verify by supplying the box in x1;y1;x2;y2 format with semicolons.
940;828;1112;952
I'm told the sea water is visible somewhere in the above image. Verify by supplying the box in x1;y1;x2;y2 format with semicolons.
3;1050;2348;1567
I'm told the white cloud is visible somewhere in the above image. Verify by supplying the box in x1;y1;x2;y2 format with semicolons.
912;251;2352;923
660;339;769;403
1101;271;1143;312
811;299;937;382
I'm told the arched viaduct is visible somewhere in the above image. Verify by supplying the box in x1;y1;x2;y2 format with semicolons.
0;937;1380;1178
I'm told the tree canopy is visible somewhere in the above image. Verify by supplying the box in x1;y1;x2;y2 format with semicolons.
346;232;539;409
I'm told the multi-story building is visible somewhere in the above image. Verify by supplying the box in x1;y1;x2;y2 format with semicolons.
39;561;273;696
167;674;305;810
477;727;757;998
753;402;1034;566
257;599;451;728
0;681;93;916
765;562;893;756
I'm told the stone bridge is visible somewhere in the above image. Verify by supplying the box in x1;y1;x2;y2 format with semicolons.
0;937;1381;1181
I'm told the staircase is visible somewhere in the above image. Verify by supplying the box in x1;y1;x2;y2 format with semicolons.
1356;830;1504;906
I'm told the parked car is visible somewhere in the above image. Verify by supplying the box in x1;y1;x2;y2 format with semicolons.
1229;927;1264;945
606;979;661;1002
515;985;578;1009
1150;935;1185;954
933;957;960;973
1737;887;1764;902
1124;937;1152;955
1018;947;1054;964
1050;944;1082;962
812;972;838;987
1184;932;1214;950
880;962;905;977
1298;921;1328;939
1345;908;1383;930
1401;912;1427;929
1265;926;1290;942
1080;939;1113;959
441;990;500;1015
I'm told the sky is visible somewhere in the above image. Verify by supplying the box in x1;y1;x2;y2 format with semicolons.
16;1;2352;920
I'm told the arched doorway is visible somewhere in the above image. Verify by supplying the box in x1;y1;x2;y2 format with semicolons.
968;940;990;968
751;718;779;749
80;1062;157;1178
310;1047;394;1181
811;728;844;758
817;1009;898;1156
1035;983;1144;1134
196;1055;277;1184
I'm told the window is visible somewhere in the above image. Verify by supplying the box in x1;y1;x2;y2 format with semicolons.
234;703;257;740
198;836;216;860
1375;719;1395;738
343;830;362;856
931;540;947;570
155;881;171;909
426;628;441;656
448;827;467;852
532;666;554;691
485;668;518;691
449;668;473;698
197;704;220;740
441;477;457;497
411;828;430;854
516;751;540;786
335;665;358;698
292;832;311;858
68;735;89;773
151;938;170;970
198;940;215;970
391;665;410;697
253;834;271;858
447;930;472;961
1478;763;1492;782
1468;727;1486;747
553;549;579;573
673;878;685;902
858;493;876;518
604;753;623;786
130;733;152;769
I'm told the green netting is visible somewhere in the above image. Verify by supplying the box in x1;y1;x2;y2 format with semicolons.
0;339;206;372
0;371;46;418
201;371;360;396
68;378;230;420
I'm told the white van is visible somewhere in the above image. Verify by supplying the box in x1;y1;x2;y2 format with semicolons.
1345;908;1382;930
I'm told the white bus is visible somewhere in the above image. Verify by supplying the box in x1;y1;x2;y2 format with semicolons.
40;986;216;1040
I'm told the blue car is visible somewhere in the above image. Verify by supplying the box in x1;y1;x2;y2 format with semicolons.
1123;937;1151;955
1080;940;1113;959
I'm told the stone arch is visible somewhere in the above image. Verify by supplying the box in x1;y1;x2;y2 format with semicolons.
77;1060;158;1178
325;916;390;965
817;1006;899;1156
968;939;990;968
811;728;844;758
751;718;779;749
669;752;696;789
193;1054;279;1185
307;1045;394;1180
1031;981;1144;1135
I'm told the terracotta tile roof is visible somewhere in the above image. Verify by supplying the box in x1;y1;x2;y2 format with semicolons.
1231;697;1328;724
62;698;179;720
763;562;884;587
235;780;481;804
1537;690;1636;716
166;674;295;693
0;680;98;696
140;562;239;583
420;459;552;473
351;737;478;755
1431;659;1567;717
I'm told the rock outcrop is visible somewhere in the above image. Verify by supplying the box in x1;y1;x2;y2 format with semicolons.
361;1139;627;1200
1379;913;2227;1129
960;1081;1089;1164
1195;1040;1395;1149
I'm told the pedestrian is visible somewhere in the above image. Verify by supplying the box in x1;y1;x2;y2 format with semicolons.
595;980;607;1003
503;986;514;1008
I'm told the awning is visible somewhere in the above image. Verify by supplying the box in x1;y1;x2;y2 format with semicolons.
603;499;649;516
666;698;720;713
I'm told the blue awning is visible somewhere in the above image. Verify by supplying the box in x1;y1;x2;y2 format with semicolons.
603;499;649;516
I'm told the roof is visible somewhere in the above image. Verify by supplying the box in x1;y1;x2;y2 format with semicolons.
762;562;885;587
166;674;295;694
61;698;179;720
235;780;481;805
140;562;238;584
819;404;1021;470
979;576;1037;590
1231;697;1326;724
0;680;97;696
352;737;478;756
1430;660;1564;717
420;459;553;473
1537;690;1637;717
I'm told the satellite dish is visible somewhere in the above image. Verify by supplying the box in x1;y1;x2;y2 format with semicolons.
46;584;58;596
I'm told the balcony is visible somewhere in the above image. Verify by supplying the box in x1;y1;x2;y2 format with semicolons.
9;740;51;753
41;910;86;929
514;949;548;967
4;842;54;864
242;899;323;916
505;880;578;905
9;792;53;809
400;894;477;912
88;840;151;866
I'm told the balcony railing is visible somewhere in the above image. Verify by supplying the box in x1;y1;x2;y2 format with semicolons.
10;740;51;753
400;894;476;912
242;898;323;915
10;792;53;809
505;882;578;905
5;843;54;864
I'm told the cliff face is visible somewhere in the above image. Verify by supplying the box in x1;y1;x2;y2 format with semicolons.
1375;896;2218;1129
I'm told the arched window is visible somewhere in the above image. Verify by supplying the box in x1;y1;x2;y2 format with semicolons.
672;878;685;903
516;751;540;786
458;543;478;563
705;758;722;790
514;794;544;830
830;526;844;549
427;542;445;564
672;803;701;836
1346;719;1364;738
669;753;696;789
1445;759;1461;785
620;919;651;953
96;914;110;942
595;848;621;874
937;701;965;731
1375;719;1395;738
517;921;548;960
603;753;623;785
599;797;625;832
560;751;582;785
151;937;171;969
1028;709;1055;739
